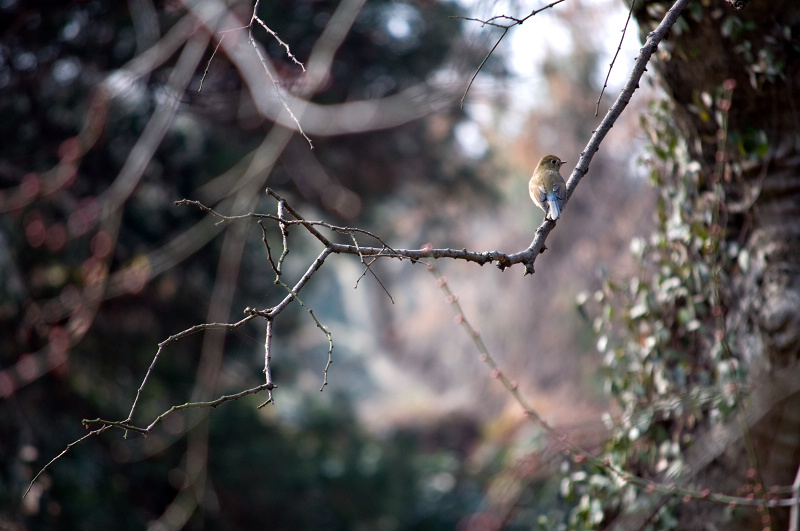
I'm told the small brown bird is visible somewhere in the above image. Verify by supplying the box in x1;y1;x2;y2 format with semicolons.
529;155;567;220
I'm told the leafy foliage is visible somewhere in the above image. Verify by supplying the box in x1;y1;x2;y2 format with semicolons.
566;92;748;528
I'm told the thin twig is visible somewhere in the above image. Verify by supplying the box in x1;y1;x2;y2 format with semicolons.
276;199;290;275
198;34;226;92
274;279;333;391
247;29;313;148
251;0;305;71
456;15;512;29
350;233;394;303
174;196;537;271
246;246;334;321
247;0;312;148
125;315;257;431
458;0;566;106
461;27;509;108
85;382;276;433
175;196;397;251
259;318;275;407
595;0;636;116
259;220;280;276
24;427;110;498
563;0;694;277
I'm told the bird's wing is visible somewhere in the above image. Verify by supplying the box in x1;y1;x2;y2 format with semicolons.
533;184;548;205
553;182;566;207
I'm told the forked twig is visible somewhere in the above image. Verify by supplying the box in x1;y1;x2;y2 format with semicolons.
457;0;566;106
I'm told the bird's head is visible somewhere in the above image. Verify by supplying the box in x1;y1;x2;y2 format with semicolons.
538;155;566;169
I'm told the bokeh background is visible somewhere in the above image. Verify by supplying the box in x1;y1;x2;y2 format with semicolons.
1;0;660;529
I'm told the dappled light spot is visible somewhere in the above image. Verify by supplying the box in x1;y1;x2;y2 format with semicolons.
16;353;41;383
59;284;81;310
44;223;67;253
90;230;114;259
67;196;100;237
24;211;46;248
48;326;70;358
20;173;40;199
81;256;106;286
121;255;152;294
0;371;16;399
58;137;81;162
67;307;93;338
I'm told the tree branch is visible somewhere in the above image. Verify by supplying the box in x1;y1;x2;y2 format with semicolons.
567;0;691;204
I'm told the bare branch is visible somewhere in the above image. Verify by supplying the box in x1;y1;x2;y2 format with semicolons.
274;279;334;392
595;0;636;116
276;198;291;275
258;220;280;276
454;0;566;30
198;32;227;92
177;195;544;273
245;0;311;146
457;0;566;105
125;315;258;429
350;233;394;304
455;16;511;29
244;246;334;321
251;0;305;71
259;318;275;407
84;382;276;434
246;27;312;148
24;427;110;498
461;27;509;109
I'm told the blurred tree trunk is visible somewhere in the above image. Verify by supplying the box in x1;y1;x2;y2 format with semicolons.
633;0;800;528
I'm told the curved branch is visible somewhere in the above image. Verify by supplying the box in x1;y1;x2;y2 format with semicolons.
186;0;455;136
179;193;549;273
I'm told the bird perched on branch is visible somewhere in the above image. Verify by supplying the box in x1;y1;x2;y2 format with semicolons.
529;155;567;220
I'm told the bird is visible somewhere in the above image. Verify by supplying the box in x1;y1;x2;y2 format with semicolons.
529;155;567;220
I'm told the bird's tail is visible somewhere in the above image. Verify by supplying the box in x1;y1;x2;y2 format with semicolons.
546;195;561;220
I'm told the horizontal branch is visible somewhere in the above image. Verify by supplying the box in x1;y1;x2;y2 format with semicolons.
325;234;550;273
180;193;553;274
